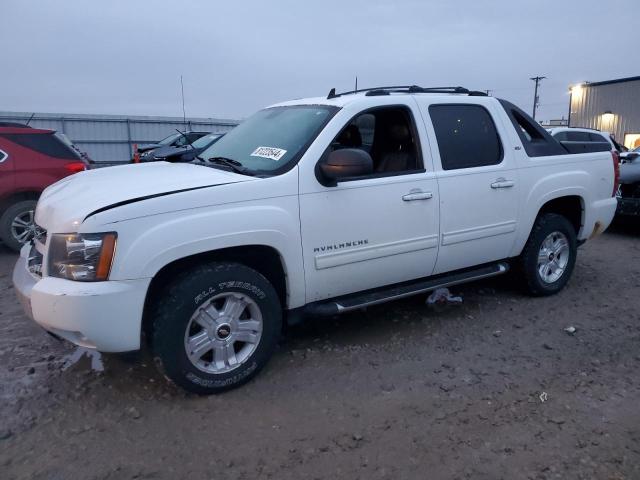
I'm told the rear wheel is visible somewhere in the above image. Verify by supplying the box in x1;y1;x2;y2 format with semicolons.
0;200;37;252
151;262;282;394
518;213;577;296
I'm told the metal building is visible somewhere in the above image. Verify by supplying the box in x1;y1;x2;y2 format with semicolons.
0;111;239;163
568;75;640;149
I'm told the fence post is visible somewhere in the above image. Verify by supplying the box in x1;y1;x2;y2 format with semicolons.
126;118;133;158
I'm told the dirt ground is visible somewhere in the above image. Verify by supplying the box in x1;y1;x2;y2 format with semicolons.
1;221;639;480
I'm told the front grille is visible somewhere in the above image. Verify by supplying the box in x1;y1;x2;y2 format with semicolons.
27;244;43;278
27;223;47;278
33;223;47;244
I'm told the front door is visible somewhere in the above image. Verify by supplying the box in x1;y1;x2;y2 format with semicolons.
298;101;440;303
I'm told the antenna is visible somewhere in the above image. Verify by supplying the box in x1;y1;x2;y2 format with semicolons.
355;76;358;91
180;75;187;131
25;113;35;126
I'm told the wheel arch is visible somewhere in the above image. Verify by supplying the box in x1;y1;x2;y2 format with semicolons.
512;191;586;257
141;245;289;342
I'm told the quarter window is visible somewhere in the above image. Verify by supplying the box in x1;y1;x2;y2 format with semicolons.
429;105;502;170
0;149;7;163
589;132;608;143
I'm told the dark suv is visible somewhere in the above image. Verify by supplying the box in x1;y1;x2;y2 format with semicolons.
136;131;211;161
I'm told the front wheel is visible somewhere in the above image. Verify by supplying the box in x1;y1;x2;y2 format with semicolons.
518;213;578;296
151;262;282;394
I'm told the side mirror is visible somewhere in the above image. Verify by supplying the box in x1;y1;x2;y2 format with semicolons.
318;148;373;185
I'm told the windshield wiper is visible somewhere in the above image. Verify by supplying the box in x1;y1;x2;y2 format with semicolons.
207;157;253;175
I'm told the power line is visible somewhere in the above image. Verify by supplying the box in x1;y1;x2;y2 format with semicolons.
529;76;546;120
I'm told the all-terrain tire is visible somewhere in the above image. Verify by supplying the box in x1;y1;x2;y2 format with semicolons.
0;200;37;252
518;213;578;296
151;262;282;394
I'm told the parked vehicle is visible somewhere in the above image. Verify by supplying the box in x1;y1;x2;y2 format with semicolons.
620;146;639;163
136;131;210;160
13;85;618;393
547;127;622;153
0;123;88;252
617;152;640;217
139;133;224;163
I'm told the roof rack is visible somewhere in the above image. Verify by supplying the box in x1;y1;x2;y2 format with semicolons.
326;85;488;99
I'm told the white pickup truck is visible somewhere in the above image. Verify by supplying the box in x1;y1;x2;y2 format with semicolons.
13;86;619;393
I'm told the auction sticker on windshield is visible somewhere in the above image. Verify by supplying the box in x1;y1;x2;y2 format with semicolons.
250;146;287;161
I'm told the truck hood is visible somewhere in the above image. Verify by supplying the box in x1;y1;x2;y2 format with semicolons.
35;162;252;232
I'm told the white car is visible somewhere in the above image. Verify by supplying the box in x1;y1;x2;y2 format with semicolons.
13;86;619;393
547;127;621;153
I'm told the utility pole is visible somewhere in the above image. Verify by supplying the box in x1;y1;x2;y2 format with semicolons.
529;76;546;120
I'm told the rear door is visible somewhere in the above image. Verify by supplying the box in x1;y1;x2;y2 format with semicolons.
417;100;520;274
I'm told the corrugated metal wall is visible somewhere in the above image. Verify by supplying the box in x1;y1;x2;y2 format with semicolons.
569;79;640;147
0;111;239;163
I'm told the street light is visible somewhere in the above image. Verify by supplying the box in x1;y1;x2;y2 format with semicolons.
567;82;586;127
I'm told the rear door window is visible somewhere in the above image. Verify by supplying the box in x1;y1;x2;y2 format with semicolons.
429;104;503;170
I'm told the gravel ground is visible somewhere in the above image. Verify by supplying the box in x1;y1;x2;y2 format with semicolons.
1;221;639;480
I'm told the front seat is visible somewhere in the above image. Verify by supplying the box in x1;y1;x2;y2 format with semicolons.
335;124;362;148
376;123;416;172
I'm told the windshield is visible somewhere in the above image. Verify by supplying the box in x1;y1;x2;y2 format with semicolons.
192;133;222;149
199;105;338;173
158;132;181;145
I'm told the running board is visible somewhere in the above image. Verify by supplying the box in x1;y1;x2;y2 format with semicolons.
304;262;509;316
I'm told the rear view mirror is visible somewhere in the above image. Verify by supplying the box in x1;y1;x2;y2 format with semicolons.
318;149;373;186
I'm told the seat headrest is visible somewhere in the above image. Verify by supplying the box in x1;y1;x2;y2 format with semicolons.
390;124;411;143
337;125;362;147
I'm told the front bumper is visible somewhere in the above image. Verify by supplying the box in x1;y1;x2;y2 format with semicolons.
616;197;640;217
12;245;150;352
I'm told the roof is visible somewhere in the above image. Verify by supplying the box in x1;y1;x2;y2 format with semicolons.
584;75;640;88
270;86;490;109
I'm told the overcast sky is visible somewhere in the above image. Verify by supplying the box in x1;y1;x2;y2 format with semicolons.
1;0;638;122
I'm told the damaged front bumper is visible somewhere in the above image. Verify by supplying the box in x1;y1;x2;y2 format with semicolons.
12;244;150;352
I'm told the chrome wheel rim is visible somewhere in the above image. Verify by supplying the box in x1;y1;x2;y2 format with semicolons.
537;231;570;284
184;292;263;374
11;209;35;245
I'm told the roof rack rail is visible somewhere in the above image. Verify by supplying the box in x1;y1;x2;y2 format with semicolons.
327;85;487;99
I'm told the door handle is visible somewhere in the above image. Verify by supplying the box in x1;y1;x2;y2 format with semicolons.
402;190;433;201
490;178;515;189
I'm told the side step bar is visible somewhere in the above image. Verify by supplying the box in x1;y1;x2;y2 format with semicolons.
304;262;509;316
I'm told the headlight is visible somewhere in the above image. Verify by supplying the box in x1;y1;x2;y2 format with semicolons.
48;232;117;281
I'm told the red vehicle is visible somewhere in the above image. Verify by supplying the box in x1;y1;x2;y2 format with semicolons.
0;123;88;251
